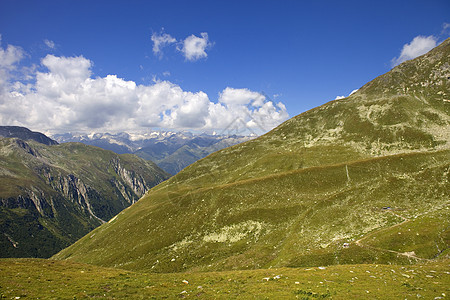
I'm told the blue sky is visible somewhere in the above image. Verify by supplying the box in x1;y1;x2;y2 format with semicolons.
0;0;449;135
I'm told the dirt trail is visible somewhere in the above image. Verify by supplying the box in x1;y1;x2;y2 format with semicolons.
354;211;430;261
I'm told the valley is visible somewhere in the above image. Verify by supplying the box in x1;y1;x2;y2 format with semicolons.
0;133;170;258
53;38;450;274
0;29;448;299
53;131;253;175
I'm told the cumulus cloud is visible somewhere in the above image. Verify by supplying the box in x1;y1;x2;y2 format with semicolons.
179;32;211;61
0;40;288;135
151;30;213;62
391;35;437;67
209;88;289;132
0;36;26;94
151;31;176;57
0;36;25;70
219;87;265;106
334;89;358;100
247;101;288;130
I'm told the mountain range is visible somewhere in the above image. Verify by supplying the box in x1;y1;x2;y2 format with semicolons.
0;126;58;146
52;131;253;175
0;128;170;258
53;39;450;272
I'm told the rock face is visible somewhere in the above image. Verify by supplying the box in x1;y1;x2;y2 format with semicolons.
0;136;170;258
110;157;149;198
53;39;449;273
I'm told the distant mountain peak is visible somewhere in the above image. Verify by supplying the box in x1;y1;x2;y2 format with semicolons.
0;126;58;146
52;130;254;174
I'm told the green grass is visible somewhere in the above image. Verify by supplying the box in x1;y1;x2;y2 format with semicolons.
1;258;449;299
363;207;450;259
53;150;450;272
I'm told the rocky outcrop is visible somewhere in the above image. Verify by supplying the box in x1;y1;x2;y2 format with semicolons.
0;136;170;258
15;139;40;157
3;157;161;222
40;166;105;223
110;157;149;199
0;192;50;216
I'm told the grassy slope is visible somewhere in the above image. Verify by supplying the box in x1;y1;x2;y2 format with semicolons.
54;150;449;272
53;39;450;272
1;259;449;299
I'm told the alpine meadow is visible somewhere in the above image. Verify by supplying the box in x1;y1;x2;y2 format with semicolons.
0;3;449;297
0;38;441;299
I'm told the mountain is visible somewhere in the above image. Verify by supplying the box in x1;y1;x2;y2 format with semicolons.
53;39;449;272
0;126;58;145
52;131;253;175
0;134;170;258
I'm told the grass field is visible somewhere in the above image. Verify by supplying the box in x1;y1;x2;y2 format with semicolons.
1;258;449;299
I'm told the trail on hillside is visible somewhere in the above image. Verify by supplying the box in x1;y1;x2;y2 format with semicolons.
354;211;432;261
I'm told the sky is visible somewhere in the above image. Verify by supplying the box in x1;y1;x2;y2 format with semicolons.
0;0;449;136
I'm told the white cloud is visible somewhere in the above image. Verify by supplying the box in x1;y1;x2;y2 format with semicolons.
219;87;265;107
40;55;92;82
0;41;288;135
180;32;211;61
151;31;176;57
151;31;213;62
44;39;55;49
349;89;358;95
334;89;358;100
209;87;289;132
0;36;25;69
0;36;26;95
391;35;437;67
248;101;289;130
163;90;210;128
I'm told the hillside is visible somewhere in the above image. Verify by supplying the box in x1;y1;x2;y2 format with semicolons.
0;136;170;258
53;39;450;272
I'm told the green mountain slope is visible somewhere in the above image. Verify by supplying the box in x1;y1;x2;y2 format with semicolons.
0;137;170;258
53;39;450;272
